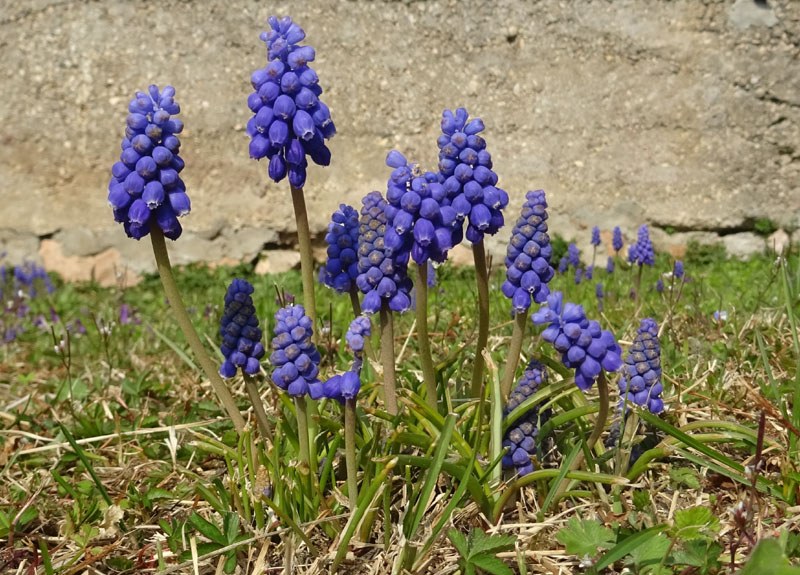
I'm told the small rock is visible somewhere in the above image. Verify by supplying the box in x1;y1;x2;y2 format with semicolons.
39;239;140;286
728;0;777;30
448;244;474;267
722;232;765;259
767;229;789;254
254;250;301;275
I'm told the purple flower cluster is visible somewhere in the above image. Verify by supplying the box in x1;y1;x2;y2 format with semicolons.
247;16;335;189
628;225;655;266
613;226;623;252
270;304;322;397
108;85;189;240
219;279;265;377
558;257;568;274
673;260;684;279
584;265;594;281
322;371;360;404
596;283;604;311
606;256;615;274
591;226;601;247
502;359;553;476
501;190;554;315
567;243;580;267
345;314;371;373
437;108;509;244
532;291;623;390
321;204;359;293
619;318;663;413
384;151;459;264
355;191;413;314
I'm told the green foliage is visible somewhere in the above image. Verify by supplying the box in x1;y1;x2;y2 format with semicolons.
447;528;516;575
685;239;727;266
740;538;800;575
753;217;777;237
179;511;247;573
556;517;614;559
549;232;569;266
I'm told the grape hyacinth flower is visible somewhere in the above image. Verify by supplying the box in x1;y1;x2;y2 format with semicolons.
655;278;664;293
107;85;189;241
596;282;604;312
613;226;623;253
355;191;413;315
321;204;360;294
558;257;569;274
567;243;580;268
270;304;322;398
628;225;655;266
619;318;663;414
606;256;615;274
436;108;508;244
673;260;684;279
574;266;583;285
591;226;601;247
502;359;553;476
585;265;594;281
532;291;622;391
344;314;371;374
501;190;554;316
500;190;555;398
219;279;265;377
384;151;460;264
247;16;335;188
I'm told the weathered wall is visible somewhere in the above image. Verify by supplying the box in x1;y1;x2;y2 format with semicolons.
1;0;798;282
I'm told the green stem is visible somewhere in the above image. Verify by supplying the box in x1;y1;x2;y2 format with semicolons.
417;263;437;411
295;395;312;476
634;263;643;314
500;312;527;400
242;373;273;444
149;227;245;432
470;240;490;398
290;185;317;343
345;398;358;510
380;302;398;416
552;370;610;501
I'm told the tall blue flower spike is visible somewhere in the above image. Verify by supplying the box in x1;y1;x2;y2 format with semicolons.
219;279;265;377
321;204;360;293
108;85;188;240
270;304;323;398
247;16;335;189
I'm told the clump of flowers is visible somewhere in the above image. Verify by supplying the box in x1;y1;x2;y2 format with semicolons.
270;304;322;397
344;315;371;373
355;191;413;314
628;225;655;266
574;266;583;285
436;108;508;244
501;190;554;315
613;226;623;253
321;204;360;293
567;243;580;267
384;151;459;263
596;283;604;311
107;85;189;240
584;265;594;281
502;359;553;476
219;279;265;377
673;260;684;278
606;256;615;274
247;16;335;188
619;318;663;413
532;291;623;390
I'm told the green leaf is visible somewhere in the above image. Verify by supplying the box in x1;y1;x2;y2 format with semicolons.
188;512;226;546
223;512;240;544
471;554;514;575
627;533;670;572
741;539;800;575
595;525;668;571
556;517;615;558
178;542;222;562
467;529;516;558
669;467;701;489
448;529;469;559
672;540;723;572
674;506;720;540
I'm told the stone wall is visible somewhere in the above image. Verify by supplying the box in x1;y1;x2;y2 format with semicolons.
1;0;798;283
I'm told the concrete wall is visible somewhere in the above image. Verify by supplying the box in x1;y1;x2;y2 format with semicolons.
1;0;798;283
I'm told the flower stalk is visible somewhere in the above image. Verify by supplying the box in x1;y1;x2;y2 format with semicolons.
469;240;491;399
243;372;273;444
379;301;398;415
150;227;245;432
291;185;318;341
500;312;527;400
417;262;437;411
344;398;358;509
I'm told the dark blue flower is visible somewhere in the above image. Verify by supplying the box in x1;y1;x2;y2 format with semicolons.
574;266;583;285
321;370;360;404
618;318;663;414
355;191;413;314
596;283;604;311
591;226;601;247
248;16;335;189
108;85;188;240
673;260;684;279
219;279;265;377
613;226;623;252
606;256;614;274
584;265;594;281
502;359;553;476
321;204;359;293
345;315;371;353
270;304;322;397
567;243;580;267
655;278;664;292
558;257;568;274
501;190;554;315
628;225;655;266
531;291;622;390
384;151;460;264
437;108;508;244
